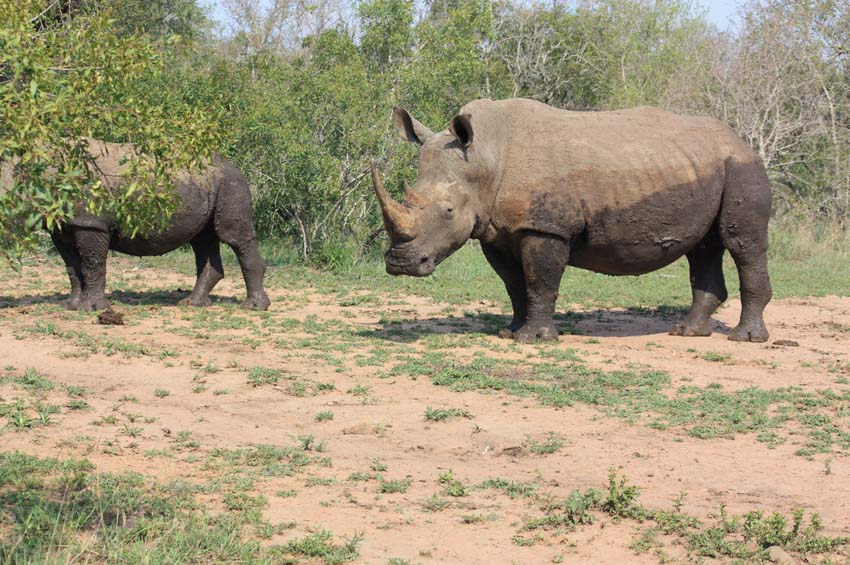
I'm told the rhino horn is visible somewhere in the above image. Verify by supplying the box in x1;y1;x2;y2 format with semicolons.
403;180;429;209
371;162;416;240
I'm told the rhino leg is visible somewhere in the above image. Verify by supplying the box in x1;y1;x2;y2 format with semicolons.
214;167;270;311
670;229;727;337
51;230;83;310
481;242;527;338
512;232;569;343
73;228;111;312
720;158;772;343
180;226;224;307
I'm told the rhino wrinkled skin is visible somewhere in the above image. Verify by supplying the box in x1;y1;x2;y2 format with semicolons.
373;98;772;342
20;140;270;312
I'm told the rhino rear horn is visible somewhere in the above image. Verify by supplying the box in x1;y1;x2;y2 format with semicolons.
403;180;428;209
371;162;416;240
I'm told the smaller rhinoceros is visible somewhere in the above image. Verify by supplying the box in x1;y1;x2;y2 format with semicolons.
372;98;772;342
43;140;270;311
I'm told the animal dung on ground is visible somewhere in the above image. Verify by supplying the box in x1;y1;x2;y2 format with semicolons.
96;307;124;326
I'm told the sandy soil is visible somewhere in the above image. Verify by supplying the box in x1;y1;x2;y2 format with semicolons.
1;256;849;564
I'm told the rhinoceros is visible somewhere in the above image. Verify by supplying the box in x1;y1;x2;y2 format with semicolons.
20;140;271;311
371;98;772;342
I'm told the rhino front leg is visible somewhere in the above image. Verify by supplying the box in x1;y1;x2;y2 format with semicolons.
513;232;569;343
181;227;224;307
73;228;111;312
51;230;83;310
481;242;527;338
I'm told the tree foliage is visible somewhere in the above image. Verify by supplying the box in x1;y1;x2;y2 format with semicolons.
0;0;219;260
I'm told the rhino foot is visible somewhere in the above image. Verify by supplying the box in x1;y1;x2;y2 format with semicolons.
76;295;110;312
498;328;515;339
513;324;558;343
669;321;712;337
497;321;525;339
728;322;769;343
242;292;271;311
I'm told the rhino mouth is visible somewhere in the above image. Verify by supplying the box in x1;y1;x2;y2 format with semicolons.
385;245;435;277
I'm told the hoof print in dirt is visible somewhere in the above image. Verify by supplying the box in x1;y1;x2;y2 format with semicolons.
96;307;124;326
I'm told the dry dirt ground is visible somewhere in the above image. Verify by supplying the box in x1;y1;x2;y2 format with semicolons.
1;255;849;564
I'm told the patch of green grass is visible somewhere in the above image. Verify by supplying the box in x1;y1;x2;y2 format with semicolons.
700;351;733;363
461;513;499;524
438;470;467;497
18;322;151;358
271;529;363;564
424;406;472;422
527;432;566;455
306;476;337;487
379;477;412;494
247;366;282;387
420;357;850;457
297;434;327;452
0;451;294;563
208;444;312;478
0;367;54;391
154;388;170;398
370;458;388;472
480;478;538;499
65;398;90;411
422;494;452;512
315;411;334;422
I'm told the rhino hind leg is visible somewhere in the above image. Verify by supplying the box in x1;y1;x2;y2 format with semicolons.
670;229;727;337
720;158;772;342
181;226;224;307
73;228;111;312
214;167;270;311
51;230;84;310
512;232;569;343
726;249;771;342
481;242;527;338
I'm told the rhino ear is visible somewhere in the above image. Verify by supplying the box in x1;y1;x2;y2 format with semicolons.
393;107;434;145
449;114;473;148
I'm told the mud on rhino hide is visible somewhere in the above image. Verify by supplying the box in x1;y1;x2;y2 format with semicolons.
371;98;772;343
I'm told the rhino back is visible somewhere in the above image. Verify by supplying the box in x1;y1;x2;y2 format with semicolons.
486;100;751;274
82;140;219;255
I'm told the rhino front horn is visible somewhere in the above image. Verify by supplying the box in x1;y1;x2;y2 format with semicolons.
371;162;416;241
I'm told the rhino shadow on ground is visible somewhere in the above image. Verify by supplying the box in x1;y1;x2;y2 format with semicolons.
358;305;729;342
0;289;239;309
0;293;70;309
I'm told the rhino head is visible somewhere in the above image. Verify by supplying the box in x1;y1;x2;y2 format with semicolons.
372;107;487;277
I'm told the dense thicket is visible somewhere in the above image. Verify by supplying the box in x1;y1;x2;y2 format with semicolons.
0;0;220;260
3;0;849;264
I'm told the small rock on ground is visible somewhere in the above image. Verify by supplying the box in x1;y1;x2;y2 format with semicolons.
767;545;796;564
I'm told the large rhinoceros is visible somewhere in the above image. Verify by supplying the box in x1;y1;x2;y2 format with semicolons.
16;140;271;312
371;98;772;342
